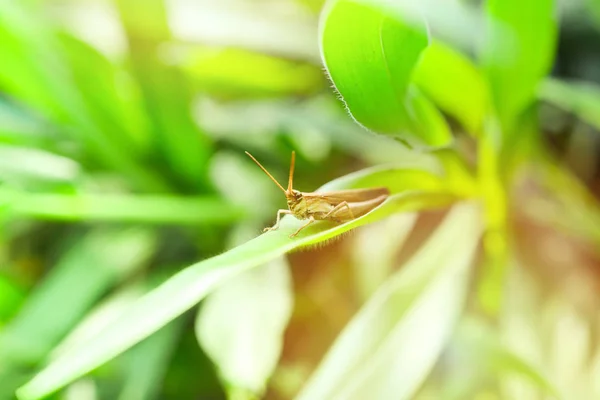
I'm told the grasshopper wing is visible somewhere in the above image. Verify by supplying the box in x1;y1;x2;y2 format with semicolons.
304;187;389;205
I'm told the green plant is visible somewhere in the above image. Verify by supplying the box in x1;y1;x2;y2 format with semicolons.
2;0;600;399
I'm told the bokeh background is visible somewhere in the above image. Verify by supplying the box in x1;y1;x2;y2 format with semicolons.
1;0;600;399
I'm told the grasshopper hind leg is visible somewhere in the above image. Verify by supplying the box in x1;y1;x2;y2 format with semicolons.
323;201;354;221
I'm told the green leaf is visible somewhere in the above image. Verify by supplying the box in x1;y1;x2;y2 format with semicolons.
0;368;30;400
456;318;563;399
3;190;246;225
407;88;453;147
0;146;79;185
52;283;148;358
182;48;324;99
587;0;600;28
16;163;459;400
481;0;557;132
118;319;185;400
538;78;600;130
0;274;26;324
196;257;293;396
0;100;56;147
295;203;482;400
531;159;600;247
0;2;167;192
413;41;489;134
0;229;156;366
0;2;70;122
116;0;212;191
437;316;563;399
320;0;451;147
58;32;152;158
351;213;418;301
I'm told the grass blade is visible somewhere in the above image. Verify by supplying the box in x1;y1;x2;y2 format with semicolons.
195;257;293;396
5;191;246;225
539;78;600;130
118;319;185;400
115;0;212;191
0;229;156;366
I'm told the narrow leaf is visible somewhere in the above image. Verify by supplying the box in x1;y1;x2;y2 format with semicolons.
351;213;418;300
539;78;600;130
58;32;152;158
456;318;563;399
196;258;293;395
0;1;167;191
0;229;155;366
118;320;184;400
295;203;482;400
116;0;212;191
51;284;147;359
4;191;245;225
0;274;26;324
0;146;79;185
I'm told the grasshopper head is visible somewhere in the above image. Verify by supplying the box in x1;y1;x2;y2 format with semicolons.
286;189;302;207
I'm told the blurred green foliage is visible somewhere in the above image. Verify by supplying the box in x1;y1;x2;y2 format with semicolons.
1;0;600;400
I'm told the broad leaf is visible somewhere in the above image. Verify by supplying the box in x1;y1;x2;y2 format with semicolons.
481;0;557;132
320;0;451;147
413;42;489;135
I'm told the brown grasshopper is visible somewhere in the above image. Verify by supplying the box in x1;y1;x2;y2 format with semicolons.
245;151;390;238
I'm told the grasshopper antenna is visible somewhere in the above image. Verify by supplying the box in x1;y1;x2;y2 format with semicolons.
245;151;286;194
287;151;295;194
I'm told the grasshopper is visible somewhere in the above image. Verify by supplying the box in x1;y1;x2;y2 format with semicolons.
245;151;390;238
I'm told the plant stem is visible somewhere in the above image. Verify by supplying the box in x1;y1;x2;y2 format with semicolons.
477;120;509;317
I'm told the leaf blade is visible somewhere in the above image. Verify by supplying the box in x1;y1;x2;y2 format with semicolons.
320;0;451;147
538;78;600;130
0;229;156;366
196;257;293;395
481;0;558;131
413;42;489;135
295;203;482;400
